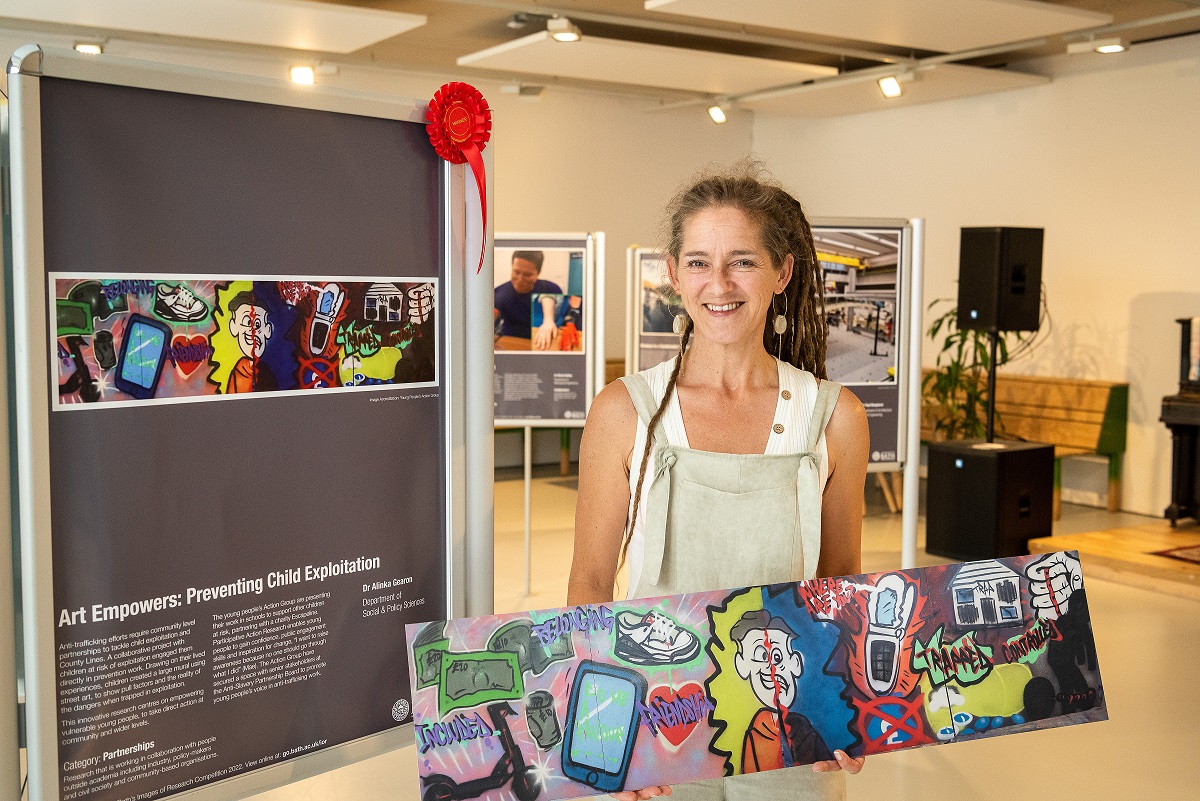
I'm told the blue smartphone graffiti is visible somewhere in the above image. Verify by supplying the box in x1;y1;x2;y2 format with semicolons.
561;660;646;793
114;314;172;399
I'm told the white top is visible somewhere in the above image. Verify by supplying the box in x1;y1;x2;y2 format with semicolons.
624;358;830;596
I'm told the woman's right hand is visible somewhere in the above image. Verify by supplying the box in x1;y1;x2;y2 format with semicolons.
612;785;672;801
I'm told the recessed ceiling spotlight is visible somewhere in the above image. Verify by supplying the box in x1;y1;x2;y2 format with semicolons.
290;65;315;85
74;42;103;55
547;17;582;43
707;103;729;124
877;70;916;99
1067;36;1128;55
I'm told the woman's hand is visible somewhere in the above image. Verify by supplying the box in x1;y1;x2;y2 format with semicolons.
811;750;864;774
612;786;672;801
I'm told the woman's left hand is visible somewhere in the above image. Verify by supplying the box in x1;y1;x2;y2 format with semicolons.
811;750;865;774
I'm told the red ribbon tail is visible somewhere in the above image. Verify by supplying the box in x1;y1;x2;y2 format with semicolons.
460;141;488;274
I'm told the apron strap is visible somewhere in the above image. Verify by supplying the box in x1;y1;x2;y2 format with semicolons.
796;378;842;579
805;378;842;452
640;448;676;587
619;373;670;447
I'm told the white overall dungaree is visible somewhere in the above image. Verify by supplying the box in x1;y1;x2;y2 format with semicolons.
618;360;845;801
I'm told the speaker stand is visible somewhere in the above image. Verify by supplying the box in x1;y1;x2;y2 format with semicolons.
986;330;999;443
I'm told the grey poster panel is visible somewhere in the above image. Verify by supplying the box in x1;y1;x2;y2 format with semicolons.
39;77;446;801
849;384;901;465
493;353;587;421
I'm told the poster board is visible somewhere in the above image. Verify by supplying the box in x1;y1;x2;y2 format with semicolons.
813;220;910;469
406;552;1106;800
626;220;913;469
626;248;678;376
7;46;489;801
493;234;604;427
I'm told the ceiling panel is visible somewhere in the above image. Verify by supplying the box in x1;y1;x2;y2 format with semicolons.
739;63;1049;117
646;0;1113;53
457;31;837;95
0;0;426;53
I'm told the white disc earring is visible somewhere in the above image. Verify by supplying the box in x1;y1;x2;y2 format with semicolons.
672;314;687;335
773;293;788;335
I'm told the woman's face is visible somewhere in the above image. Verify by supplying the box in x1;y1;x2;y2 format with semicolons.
668;205;792;349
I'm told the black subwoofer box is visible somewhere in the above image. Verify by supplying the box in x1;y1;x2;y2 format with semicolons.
956;226;1044;332
926;440;1054;561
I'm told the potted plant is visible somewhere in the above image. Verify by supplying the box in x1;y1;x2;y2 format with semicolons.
921;299;1025;441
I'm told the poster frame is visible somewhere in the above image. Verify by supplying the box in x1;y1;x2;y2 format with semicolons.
625;246;671;378
0;91;20;801
6;44;489;801
493;231;604;429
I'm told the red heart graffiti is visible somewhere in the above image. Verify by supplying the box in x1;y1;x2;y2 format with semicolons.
647;682;706;747
171;335;210;377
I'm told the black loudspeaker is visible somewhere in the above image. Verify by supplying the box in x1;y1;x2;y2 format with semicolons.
956;227;1044;331
926;440;1054;561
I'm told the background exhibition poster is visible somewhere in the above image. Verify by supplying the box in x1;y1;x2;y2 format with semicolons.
493;238;591;422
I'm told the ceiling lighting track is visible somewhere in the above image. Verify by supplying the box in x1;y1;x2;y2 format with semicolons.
436;0;915;65
1063;6;1200;40
654;6;1200;112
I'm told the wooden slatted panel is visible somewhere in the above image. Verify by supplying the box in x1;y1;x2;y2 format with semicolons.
921;370;1128;455
993;375;1119;412
993;375;1120;450
995;414;1104;450
994;402;1105;425
605;358;626;385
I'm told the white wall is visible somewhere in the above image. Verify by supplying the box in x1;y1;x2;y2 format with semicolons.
753;34;1200;516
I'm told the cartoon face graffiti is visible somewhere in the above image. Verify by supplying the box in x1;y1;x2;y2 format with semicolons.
728;610;835;771
731;611;804;709
227;292;273;359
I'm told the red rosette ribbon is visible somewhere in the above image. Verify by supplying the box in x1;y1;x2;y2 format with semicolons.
427;82;492;273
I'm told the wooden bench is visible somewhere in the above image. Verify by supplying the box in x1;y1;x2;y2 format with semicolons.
923;372;1129;518
605;358;626;386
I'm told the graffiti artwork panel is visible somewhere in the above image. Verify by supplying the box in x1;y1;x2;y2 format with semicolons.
52;275;438;409
406;552;1105;801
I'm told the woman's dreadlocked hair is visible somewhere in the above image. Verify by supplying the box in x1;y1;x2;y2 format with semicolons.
618;162;826;577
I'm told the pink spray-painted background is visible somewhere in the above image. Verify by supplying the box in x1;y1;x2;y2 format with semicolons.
405;552;1106;801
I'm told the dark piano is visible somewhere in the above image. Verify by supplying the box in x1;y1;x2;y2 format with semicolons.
1162;317;1200;525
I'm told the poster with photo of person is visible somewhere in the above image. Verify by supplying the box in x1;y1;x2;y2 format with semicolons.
493;236;599;423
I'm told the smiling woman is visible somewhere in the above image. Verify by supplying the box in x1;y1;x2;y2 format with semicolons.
568;163;870;801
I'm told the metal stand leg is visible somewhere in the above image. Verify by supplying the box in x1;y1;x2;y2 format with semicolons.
524;426;532;597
